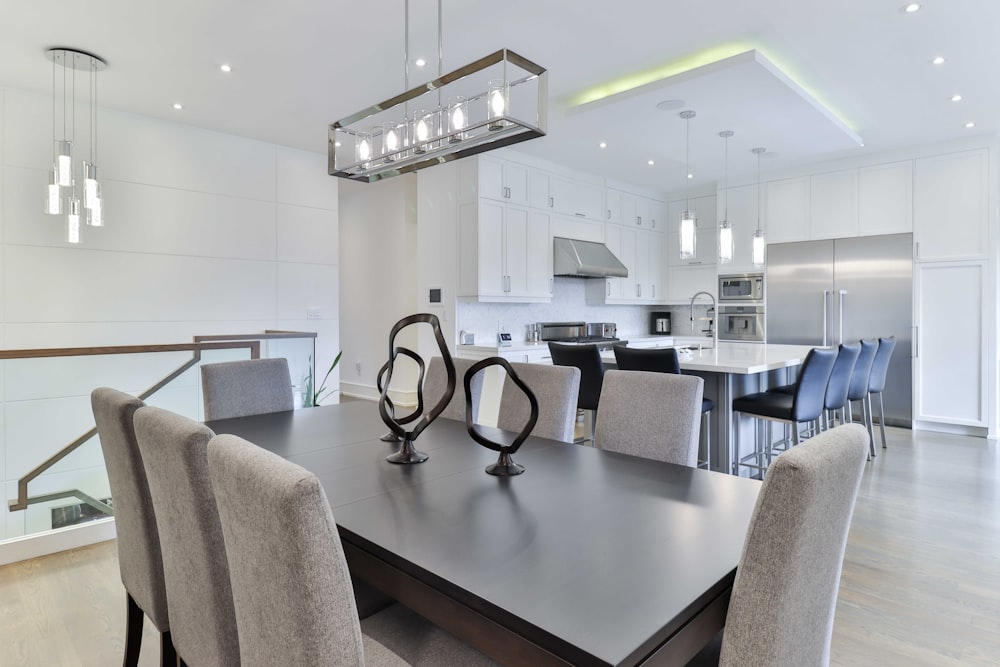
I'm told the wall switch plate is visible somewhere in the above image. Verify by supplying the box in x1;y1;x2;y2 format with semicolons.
306;307;323;320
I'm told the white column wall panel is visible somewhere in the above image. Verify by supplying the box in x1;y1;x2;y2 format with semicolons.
4;246;276;323
4;166;277;260
276;146;339;210
276;204;338;265
3;89;277;201
276;262;339;322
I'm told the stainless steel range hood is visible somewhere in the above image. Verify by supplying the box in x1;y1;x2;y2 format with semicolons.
552;237;628;278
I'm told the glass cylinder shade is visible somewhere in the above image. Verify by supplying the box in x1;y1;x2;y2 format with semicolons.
87;194;103;227
56;141;73;187
411;109;437;154
447;96;468;143
83;162;99;209
752;228;767;267
487;79;508;131
679;210;697;259
44;167;62;215
66;198;81;244
718;220;734;264
356;131;373;169
381;121;403;164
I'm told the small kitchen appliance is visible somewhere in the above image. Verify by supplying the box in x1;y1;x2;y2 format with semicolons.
650;311;671;335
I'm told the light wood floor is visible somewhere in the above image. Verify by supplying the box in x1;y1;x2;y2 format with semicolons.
1;426;998;666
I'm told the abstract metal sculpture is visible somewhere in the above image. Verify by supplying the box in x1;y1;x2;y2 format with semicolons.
464;357;538;476
376;352;423;443
378;313;455;464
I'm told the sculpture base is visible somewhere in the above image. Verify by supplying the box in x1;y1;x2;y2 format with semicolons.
380;431;402;443
386;438;428;464
485;452;524;476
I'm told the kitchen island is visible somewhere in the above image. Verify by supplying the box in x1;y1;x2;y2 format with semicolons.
460;340;818;475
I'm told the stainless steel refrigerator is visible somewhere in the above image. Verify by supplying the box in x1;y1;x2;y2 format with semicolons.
766;233;912;426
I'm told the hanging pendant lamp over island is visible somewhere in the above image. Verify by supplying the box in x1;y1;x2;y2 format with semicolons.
678;110;697;260
718;130;734;264
328;0;547;183
43;48;107;244
752;147;767;267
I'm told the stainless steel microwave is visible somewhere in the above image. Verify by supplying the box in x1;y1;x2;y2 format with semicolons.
719;273;764;302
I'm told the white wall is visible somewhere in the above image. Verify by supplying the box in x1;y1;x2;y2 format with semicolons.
339;176;420;402
0;86;339;549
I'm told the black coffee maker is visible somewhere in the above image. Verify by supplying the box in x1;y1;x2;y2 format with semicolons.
650;311;671;335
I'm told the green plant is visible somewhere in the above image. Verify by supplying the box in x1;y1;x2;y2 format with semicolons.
303;351;342;407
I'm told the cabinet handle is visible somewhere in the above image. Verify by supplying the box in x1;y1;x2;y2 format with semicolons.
607;209;611;220
915;242;920;259
575;212;585;217
652;284;656;298
504;186;510;199
637;216;642;226
914;326;919;358
549;197;554;208
607;281;611;297
637;284;641;297
549;278;553;294
689;261;703;265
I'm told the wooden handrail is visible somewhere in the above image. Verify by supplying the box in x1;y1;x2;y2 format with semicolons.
7;331;317;513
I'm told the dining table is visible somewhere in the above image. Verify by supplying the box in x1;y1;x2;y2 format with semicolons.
207;400;762;666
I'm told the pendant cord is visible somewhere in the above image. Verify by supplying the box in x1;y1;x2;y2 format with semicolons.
403;0;409;118
437;0;443;109
684;115;690;210
755;150;762;232
51;53;56;161
723;134;729;220
62;52;66;142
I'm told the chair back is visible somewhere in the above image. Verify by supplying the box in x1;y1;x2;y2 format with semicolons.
846;339;878;401
201;358;294;421
133;407;240;666
790;347;838;422
497;362;580;442
594;370;704;466
425;356;484;422
90;388;169;632
720;424;868;666
612;346;681;374
824;343;861;411
548;342;604;411
868;336;897;393
207;434;365;666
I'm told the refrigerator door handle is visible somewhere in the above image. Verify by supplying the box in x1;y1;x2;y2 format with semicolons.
822;290;830;347
838;289;848;345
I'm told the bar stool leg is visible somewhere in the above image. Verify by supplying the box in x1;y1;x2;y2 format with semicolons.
876;392;888;449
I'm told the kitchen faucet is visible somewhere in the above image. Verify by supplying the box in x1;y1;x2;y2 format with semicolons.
689;291;717;345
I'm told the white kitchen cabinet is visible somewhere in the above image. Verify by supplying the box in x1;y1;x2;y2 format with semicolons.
479;156;529;205
621;193;666;230
458;200;551;303
860;160;912;236
531;170;603;220
588;225;665;305
914;261;986;428
765;177;810;244
665;265;716;303
606;188;623;224
810;169;859;240
913;149;989;261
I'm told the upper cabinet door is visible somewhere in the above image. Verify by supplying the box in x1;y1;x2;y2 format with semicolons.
479;157;529;205
478;157;505;201
504;162;530;205
552;176;602;220
914;149;988;261
765;177;810;244
529;169;552;210
810;169;859;240
606;188;623;224
859;160;912;237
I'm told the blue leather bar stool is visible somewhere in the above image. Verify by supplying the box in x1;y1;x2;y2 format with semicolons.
846;339;879;458
548;342;605;444
613;345;715;469
868;336;897;449
822;343;862;431
732;347;837;475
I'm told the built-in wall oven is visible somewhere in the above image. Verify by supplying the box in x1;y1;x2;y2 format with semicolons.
719;273;765;302
717;305;766;342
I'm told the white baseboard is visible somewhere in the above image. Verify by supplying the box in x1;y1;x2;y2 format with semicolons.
339;382;417;408
913;420;988;438
0;517;117;566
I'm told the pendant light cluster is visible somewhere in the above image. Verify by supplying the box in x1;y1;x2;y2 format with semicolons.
674;112;768;266
43;48;107;244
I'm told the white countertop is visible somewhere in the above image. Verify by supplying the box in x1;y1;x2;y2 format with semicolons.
602;343;817;375
457;335;711;355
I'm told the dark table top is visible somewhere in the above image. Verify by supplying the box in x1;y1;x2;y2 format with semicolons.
207;402;762;666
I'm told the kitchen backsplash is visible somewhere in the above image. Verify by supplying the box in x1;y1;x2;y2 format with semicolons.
457;278;714;343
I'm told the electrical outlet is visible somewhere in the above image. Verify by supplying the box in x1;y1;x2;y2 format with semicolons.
306;307;322;320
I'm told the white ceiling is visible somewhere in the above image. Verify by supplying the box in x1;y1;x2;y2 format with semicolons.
0;0;996;193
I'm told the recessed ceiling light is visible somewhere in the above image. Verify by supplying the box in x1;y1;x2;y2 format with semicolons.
932;56;945;65
220;64;232;73
904;3;920;12
951;94;962;102
655;99;685;111
172;103;183;110
647;160;655;166
414;58;427;67
599;142;607;149
966;122;975;128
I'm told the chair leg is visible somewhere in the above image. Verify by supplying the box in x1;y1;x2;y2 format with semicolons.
877;392;888;449
733;411;741;475
124;593;144;667
863;397;876;459
792;422;801;446
160;631;177;667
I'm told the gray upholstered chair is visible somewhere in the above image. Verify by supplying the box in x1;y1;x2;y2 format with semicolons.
206;433;497;666
133;406;240;666
424;356;484;422
706;423;869;666
201;357;294;421
496;362;580;443
90;388;176;667
594;370;704;467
